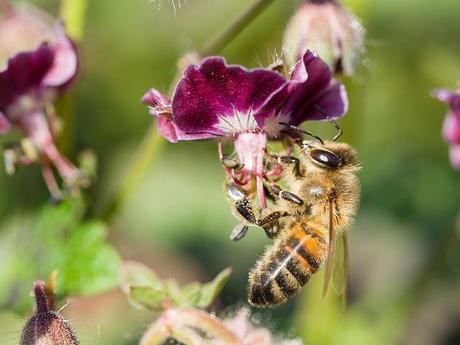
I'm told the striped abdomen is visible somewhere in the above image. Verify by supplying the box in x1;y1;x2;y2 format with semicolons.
248;221;328;307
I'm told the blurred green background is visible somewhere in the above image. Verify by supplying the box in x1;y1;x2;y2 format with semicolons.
1;0;460;344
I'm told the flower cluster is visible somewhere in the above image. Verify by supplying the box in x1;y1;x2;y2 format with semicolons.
143;50;348;206
433;86;460;168
0;4;82;198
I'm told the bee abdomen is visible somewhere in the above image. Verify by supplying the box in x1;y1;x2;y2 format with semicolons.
248;224;327;307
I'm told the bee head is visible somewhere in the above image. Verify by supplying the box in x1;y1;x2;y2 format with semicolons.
278;121;360;171
303;141;359;171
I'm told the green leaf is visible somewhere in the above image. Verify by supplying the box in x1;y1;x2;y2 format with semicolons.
129;286;165;311
58;221;121;296
0;198;121;313
120;261;164;294
195;267;232;309
180;282;202;306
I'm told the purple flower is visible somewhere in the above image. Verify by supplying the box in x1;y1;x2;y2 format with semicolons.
143;50;348;206
283;0;364;76
0;4;80;198
433;86;460;169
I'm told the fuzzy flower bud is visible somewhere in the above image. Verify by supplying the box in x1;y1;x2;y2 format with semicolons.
20;281;79;345
283;0;364;75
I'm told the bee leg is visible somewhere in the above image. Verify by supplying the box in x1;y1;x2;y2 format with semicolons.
278;155;302;177
221;154;244;170
230;222;250;241
225;183;289;239
266;182;304;206
257;211;289;239
225;183;258;225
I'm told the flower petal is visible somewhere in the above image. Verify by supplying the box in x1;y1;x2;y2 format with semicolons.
172;57;286;136
442;112;460;144
433;87;460;119
0;110;11;133
142;88;171;116
142;89;213;142
43;25;78;87
255;50;348;133
0;43;54;111
449;144;460;169
287;50;348;124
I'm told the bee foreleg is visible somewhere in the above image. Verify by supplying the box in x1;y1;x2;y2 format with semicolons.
278;156;302;177
267;154;302;177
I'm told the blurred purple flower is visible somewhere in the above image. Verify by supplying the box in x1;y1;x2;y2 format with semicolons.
283;0;364;76
143;50;347;206
433;86;460;168
0;4;81;197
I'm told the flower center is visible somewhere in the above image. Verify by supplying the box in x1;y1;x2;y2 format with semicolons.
234;132;268;207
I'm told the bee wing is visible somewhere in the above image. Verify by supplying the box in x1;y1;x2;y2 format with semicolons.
322;199;336;299
322;199;349;309
332;231;348;309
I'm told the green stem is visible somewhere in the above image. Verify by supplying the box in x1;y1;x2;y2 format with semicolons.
56;0;89;154
59;0;89;41
100;0;276;221
101;125;165;222
198;0;277;57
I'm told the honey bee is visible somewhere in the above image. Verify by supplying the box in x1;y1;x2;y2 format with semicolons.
225;122;361;307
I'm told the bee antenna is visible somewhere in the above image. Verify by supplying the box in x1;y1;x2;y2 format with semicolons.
279;122;324;145
314;106;343;141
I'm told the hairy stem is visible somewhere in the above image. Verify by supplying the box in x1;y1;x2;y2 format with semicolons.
198;0;277;57
173;309;242;345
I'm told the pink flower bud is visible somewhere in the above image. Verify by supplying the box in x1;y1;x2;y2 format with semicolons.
283;0;364;76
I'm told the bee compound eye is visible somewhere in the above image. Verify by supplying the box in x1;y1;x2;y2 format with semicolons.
310;149;342;168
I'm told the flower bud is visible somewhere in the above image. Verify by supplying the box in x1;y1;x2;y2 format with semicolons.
20;281;79;345
283;0;364;75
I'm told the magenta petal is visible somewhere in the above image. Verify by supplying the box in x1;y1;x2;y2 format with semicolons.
156;115;179;143
0;110;11;133
442;112;460;144
433;88;460;119
43;25;78;87
156;115;216;142
287;50;348;124
142;88;171;116
254;50;347;132
449;144;460;169
0;43;54;110
172;57;286;136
